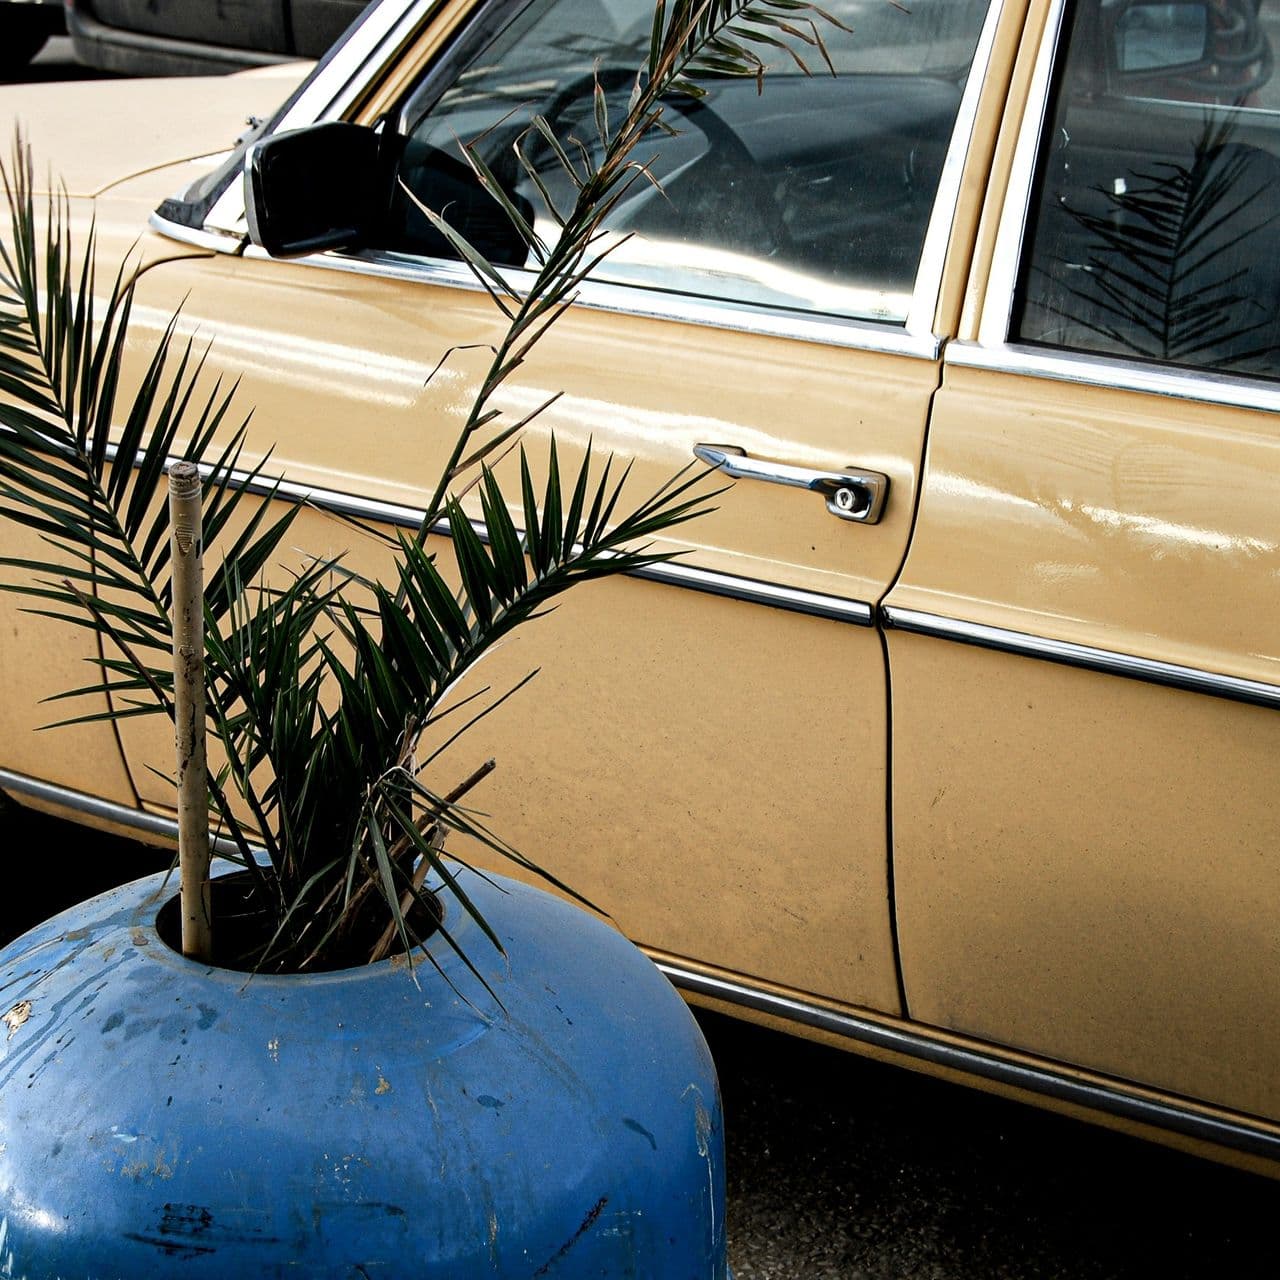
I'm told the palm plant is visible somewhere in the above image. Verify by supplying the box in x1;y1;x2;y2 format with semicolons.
0;0;842;977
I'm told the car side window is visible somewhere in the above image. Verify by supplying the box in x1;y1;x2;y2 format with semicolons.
1013;0;1280;380
377;0;993;325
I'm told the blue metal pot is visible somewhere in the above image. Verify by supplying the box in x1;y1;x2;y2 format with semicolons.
0;866;727;1277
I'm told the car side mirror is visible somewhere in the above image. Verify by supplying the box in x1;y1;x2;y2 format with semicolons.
1111;1;1212;76
245;122;386;258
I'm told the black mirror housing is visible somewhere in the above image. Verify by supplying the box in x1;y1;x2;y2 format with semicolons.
245;122;385;258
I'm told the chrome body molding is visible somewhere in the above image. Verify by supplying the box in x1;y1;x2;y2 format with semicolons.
882;607;1280;709
659;961;1280;1163
290;469;873;624
147;211;245;255
106;444;875;626
240;245;943;360
627;561;872;625
946;340;1280;414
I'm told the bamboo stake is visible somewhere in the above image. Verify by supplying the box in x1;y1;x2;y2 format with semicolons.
168;462;212;963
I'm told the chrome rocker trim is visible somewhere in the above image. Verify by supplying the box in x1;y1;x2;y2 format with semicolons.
882;607;1280;710
7;765;1275;1163
659;962;1280;1164
0;769;243;859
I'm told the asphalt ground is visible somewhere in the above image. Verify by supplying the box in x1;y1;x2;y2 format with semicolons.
3;35;1280;1279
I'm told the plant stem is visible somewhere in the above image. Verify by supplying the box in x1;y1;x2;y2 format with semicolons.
368;758;497;963
168;461;212;963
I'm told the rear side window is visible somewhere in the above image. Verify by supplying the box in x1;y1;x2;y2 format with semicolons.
1013;0;1280;380
378;0;993;325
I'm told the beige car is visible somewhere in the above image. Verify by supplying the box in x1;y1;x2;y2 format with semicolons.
3;0;1279;1174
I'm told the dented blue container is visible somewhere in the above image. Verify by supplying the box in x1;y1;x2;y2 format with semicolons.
0;867;727;1277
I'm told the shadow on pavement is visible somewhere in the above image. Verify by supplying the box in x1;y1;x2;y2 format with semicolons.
0;797;169;945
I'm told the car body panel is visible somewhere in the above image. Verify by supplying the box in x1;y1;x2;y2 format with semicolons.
112;241;936;1014
4;0;1280;1172
0;63;310;197
884;0;1280;1120
889;365;1280;684
888;624;1280;1119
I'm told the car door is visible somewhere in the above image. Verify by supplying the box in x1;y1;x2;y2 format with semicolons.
125;0;1013;1014
885;0;1280;1122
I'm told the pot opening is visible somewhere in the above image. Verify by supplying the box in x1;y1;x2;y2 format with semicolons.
153;872;445;974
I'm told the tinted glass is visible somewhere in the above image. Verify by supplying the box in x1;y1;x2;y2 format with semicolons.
1013;0;1280;379
381;0;992;324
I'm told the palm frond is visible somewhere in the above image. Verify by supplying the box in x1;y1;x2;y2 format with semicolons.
402;0;846;538
0;139;303;732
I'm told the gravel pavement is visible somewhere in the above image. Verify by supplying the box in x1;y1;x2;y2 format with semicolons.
703;1010;1278;1278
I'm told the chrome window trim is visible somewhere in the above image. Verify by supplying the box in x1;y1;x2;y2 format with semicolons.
946;340;1280;413
198;0;1012;351
239;244;942;359
204;0;445;236
978;0;1068;348
904;0;1006;342
104;443;874;626
661;962;1280;1163
964;0;1280;413
883;606;1280;709
147;211;246;255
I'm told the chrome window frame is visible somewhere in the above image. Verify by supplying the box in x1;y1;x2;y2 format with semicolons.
153;0;1006;360
235;245;944;357
978;0;1067;350
202;0;446;236
967;0;1280;413
905;0;1004;343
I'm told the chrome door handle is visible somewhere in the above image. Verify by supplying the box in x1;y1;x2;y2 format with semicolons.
694;444;889;524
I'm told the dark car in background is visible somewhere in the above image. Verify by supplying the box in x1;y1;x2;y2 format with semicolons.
0;0;65;76
65;0;372;76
